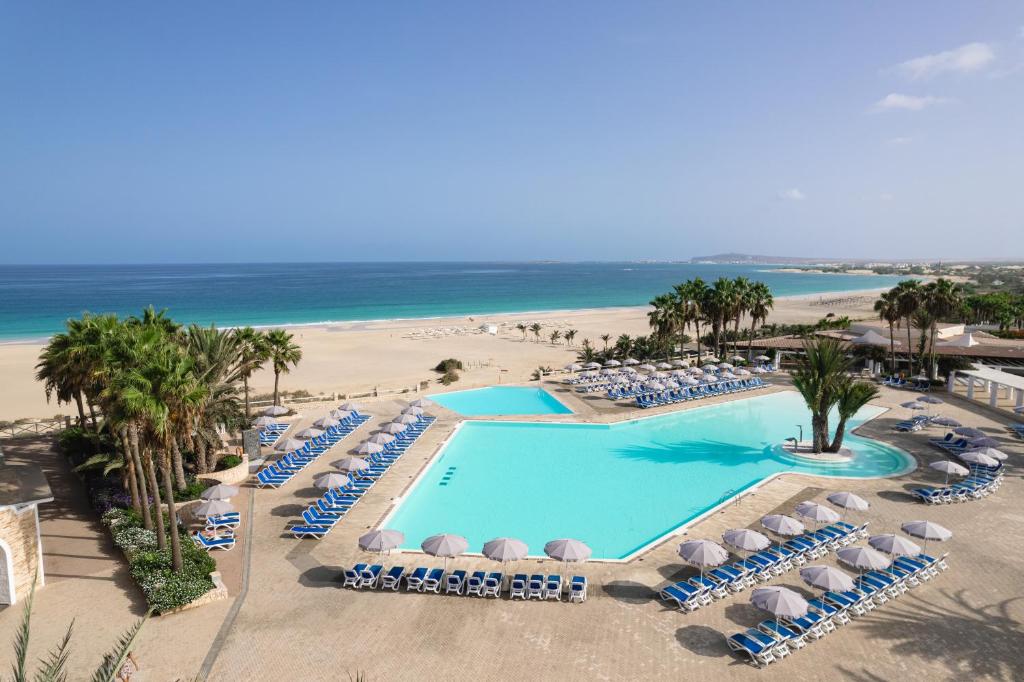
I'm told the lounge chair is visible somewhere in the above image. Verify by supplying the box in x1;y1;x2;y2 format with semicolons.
568;576;587;603
756;620;807;651
527;574;545;600
381;566;405;590
781;610;827;640
544;575;563;601
193;532;236;551
360;564;383;589
483;572;504;598
445;570;467;595
726;630;778;667
807;597;845;627
405;567;429;591
290;525;330;540
423;568;445;593
343;563;367;588
465;571;487;597
510;574;528;600
659;583;704;612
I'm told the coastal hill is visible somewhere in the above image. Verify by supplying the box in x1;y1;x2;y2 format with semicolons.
688;253;856;265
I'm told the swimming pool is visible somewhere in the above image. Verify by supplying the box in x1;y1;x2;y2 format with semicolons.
428;386;573;416
385;391;914;560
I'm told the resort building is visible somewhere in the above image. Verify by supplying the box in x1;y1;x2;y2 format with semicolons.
0;458;52;604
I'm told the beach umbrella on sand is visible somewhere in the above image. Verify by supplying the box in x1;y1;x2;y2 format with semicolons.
394;414;420;425
331;409;353;421
263;405;289;417
331;456;369;473
402;406;424;416
584;362;602;370
421;534;469;571
718;362;734;370
869;534;921;557
359;529;405;554
254;416;277;429
731;355;745;362
826;491;869;515
564;363;582;372
656;362;673;370
645;382;665;391
684;377;700;386
751;366;767;374
953;427;985;438
340;401;364;412
664;380;680;389
355;441;385;455
544;538;592;563
901;401;925;412
295;427;324;439
638;363;656;372
959;450;999;467
604;359;621;367
671;359;688;367
652;371;668;379
836;546;891;573
720;371;736;380
702;363;718;370
931;416;961;428
795;501;841;524
799;566;855;592
274;438;306;452
407;399;432;409
200;484;239;501
755;355;770;362
918;396;943;405
900;520;952;552
930;459;969;485
367;432;395;445
314;472;350;490
381;422;408;435
678;540;729;582
623;358;639;366
600;368;618;376
761;515;805;552
314;416;339;429
968;437;1001;449
965;446;1007;461
722;528;770;555
734;368;751;376
482;537;528;563
751;587;809;639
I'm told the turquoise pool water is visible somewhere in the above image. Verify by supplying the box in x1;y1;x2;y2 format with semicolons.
428;386;573;416
386;391;914;560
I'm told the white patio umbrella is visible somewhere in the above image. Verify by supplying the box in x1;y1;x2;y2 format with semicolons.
671;359;688;367
564;363;582;372
543;538;592;563
656;362;673;370
929;459;969;485
355;441;385;455
604;359;621;367
583;362;602;370
868;534;921;557
720;371;736;380
705;356;720;363
263;405;289;417
761;514;805;552
394;414;420;425
331;409;353;421
751;366;767;374
295;427;324;439
826;491;869;515
482;537;528;562
702;363;718;370
959;451;998;467
402;406;424;416
381;422;408;435
718;362;734;370
968;437;1001;449
900;520;952;551
734;368;751;376
836;546;891;573
314;472;350;490
339;401;364;412
799;566;855;592
200;484;239;501
795;501;841;524
254;416;278;428
359;529;405;554
751;587;809;639
645;382;665;391
930;416;961;428
600;368;618;376
314;416;339;429
664;380;680;389
274;438;306;452
193;499;234;518
623;358;640;366
331;456;369;473
965;446;1007;461
684;377;700;386
407;399;432;408
918;396;943;405
954;427;985;438
755;355;770;361
421;533;469;571
638;364;656;372
901;401;926;412
722;528;770;555
678;539;729;581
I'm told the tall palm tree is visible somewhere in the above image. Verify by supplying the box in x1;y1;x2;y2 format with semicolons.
600;333;611;351
829;381;880;452
186;325;244;474
235;327;269;418
873;289;901;373
615;334;633;359
922;278;963;376
515;323;527;341
564;329;577;347
549;330;561;345
745;282;774;360
705;278;734;359
647;294;674;352
529;323;542;343
791;337;851;453
265;329;303;406
730;277;752;359
894;280;922;375
675;278;707;362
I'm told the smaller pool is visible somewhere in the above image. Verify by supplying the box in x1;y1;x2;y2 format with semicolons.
428;386;572;416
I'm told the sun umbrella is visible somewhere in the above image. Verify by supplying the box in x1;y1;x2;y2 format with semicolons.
314;472;350;490
274;438;307;452
604;359;621;367
799;566;855;592
761;514;805;537
621;366;637;374
600;368;618;376
623;358;639;366
645;382;665;391
721;371;736;380
421;533;469;571
193;499;234;518
929;459;969;484
901;401;925;411
930;416;961;428
200;484;239;501
381;422;408;435
869;534;921;557
722;528;770;554
355;441;384;455
718;362;734;370
295;427;324;439
664;380;680;389
795;501;841;524
678;539;729;581
314;416;339;429
656;362;673;370
826;491;869;513
331;456;369;473
583;362;602;370
684;377;700;386
755;355;770;361
967;437;1001;449
702;363;718;370
394;413;420;425
482;537;528;562
953;427;985;438
637;364;655;372
918;396;943;405
705;356;720;363
836;546;891;572
900;520;952;551
734;368;751;376
965;446;1007;461
254;416;278;428
751;366;767;374
263;405;289;417
564;363;582;372
358;528;405;553
750;587;809;641
544;538;592;563
671;359;688;367
331;409;353;421
407;398;432;408
402;406;424;416
959;450;998;467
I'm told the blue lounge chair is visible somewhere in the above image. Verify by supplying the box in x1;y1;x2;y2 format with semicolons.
545;575;563;601
510;574;528;600
343;564;367;588
405;567;429;591
291;525;330;539
726;630;778;667
445;570;467;595
568;576;587;603
659;583;704;612
756;620;807;650
423;568;445;593
381;565;405;591
193;532;235;551
465;571;487;597
484;572;503;598
527;574;545;600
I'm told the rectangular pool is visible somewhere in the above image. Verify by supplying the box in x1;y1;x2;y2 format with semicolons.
428;386;573;416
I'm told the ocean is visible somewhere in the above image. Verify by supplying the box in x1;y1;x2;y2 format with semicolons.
0;262;905;341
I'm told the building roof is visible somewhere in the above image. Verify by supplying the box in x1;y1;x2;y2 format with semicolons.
746;331;1024;360
0;461;53;508
960;366;1024;391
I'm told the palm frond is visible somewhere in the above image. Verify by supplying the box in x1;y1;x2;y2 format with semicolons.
89;611;150;682
11;578;35;682
33;621;74;682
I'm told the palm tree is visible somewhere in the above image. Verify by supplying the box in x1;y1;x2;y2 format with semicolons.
578;339;596;363
615;334;633;359
791;337;852;453
894;280;922;375
564;329;577;347
235;326;269;418
704;278;734;359
675;278;707;362
529;323;542;343
730;277;752;359
829;381;880;452
922;278;963;377
265;329;303;406
647;294;674;352
549;330;561;345
515;323;527;341
873;290;902;373
746;282;773;360
186;325;244;473
600;333;611;351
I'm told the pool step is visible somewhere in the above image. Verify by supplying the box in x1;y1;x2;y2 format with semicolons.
439;466;457;486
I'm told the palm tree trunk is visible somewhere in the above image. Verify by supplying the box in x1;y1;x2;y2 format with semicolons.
87;401;100;432
73;391;87;427
195;439;208;476
906;319;914;375
159;451;184;573
929;324;938;379
811;413;829;453
243;375;251;418
273;370;280;406
120;429;142;513
828;417;849;452
748;320;756;360
129;423;152;530
144;449;166;550
695;319;702;361
888;323;896;373
171;438;187;491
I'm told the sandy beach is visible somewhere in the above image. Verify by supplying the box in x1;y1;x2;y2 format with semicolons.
0;289;887;421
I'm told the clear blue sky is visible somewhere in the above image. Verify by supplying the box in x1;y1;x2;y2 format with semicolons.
2;2;1021;263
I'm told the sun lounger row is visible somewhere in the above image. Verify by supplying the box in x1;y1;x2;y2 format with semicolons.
258;422;289;446
881;375;931;391
192;529;236;551
894;415;931;432
256;413;371;488
727;552;948;667
660;522;868;613
290;416;436;539
341;564;588;602
913;471;1002;504
635;378;766;408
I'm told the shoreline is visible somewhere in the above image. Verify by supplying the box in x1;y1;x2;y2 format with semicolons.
0;286;892;346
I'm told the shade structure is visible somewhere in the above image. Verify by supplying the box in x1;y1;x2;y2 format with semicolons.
482;537;528;562
380;422;408;435
621;366;637;374
652;371;668;379
331;409;353;421
314;472;350;490
355;441;385;455
393;414;419;425
422;533;469;570
720;372;736;380
295;427;324;439
200;484;239;501
836;546;891;571
564;363;582;372
751;366;767;374
274;438;307;452
722;528;770;553
600;368;618;376
543;538;592;562
702;363;718;370
761;514;805;536
407;398;432;408
358;529;405;553
826;491;869;512
645;382;665;391
851;330;899;346
965;446;1007;461
959;451;998;467
340;401;364;411
731;355;745;362
331;456;369;473
583;362;602;370
930;416;961;428
939;332;979;348
930;460;969;476
868;534;921;557
750;586;809;619
901;401;925;411
705;356;720;363
656;362;673;370
664;380;680;389
684;377;700;386
953;427;985;438
193;499;234;519
677;539;729;568
254;416;278;428
671;359;688;367
401;406;424;416
367;432;395;445
604;359;621;367
623;358;640;366
734;368;751;376
794;501;841;524
918;396;944;405
718;362;734;370
967;437;1001;449
755;355;771;361
263;405;289;416
314;416;339;429
901;520;952;543
799;565;855;592
636;364;654;372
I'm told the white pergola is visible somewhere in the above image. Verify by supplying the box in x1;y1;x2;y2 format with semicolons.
949;365;1024;410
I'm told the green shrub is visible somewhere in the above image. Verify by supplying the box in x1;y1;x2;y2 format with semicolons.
439;369;460;385
217;454;243;471
433;358;463;373
173;477;207;502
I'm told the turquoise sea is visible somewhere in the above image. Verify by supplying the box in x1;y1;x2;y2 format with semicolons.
0;262;905;341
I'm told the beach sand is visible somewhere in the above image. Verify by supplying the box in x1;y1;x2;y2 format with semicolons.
0;289;886;421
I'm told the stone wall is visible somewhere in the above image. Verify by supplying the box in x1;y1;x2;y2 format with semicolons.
0;504;41;604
